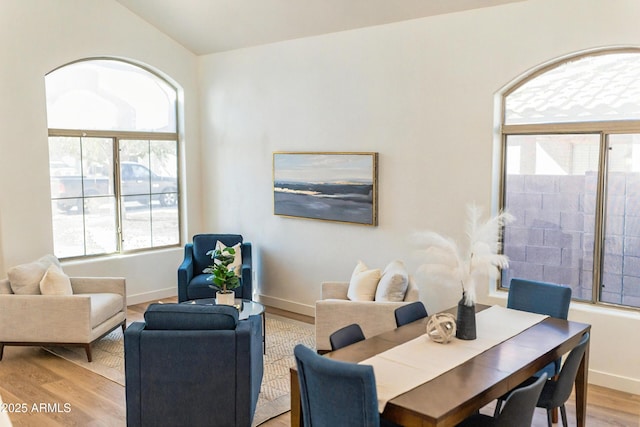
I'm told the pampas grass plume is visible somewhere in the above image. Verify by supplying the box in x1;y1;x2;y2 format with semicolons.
414;204;514;306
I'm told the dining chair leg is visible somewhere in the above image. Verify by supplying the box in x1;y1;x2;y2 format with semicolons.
560;404;568;427
546;409;553;427
493;400;503;417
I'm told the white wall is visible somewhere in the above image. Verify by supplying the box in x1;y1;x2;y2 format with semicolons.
0;0;203;303
199;0;640;394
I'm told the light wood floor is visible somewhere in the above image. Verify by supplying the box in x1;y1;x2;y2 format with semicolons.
0;298;638;427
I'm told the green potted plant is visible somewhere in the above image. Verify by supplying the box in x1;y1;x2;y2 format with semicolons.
203;246;240;306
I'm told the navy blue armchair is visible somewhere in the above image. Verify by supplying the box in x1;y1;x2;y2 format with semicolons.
178;234;252;302
124;303;263;427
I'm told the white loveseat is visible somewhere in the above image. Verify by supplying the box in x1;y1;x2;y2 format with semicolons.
315;278;420;352
0;256;126;362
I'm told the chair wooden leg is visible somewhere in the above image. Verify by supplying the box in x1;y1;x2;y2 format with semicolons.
551;374;559;423
84;344;92;362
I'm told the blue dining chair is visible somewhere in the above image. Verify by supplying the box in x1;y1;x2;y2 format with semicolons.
457;373;547;427
329;323;365;351
536;332;590;427
495;278;572;417
507;278;572;377
507;278;572;319
294;344;399;427
495;332;590;427
394;301;428;327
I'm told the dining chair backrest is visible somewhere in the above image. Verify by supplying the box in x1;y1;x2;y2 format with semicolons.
394;301;428;327
294;344;380;427
545;332;590;409
330;323;365;351
507;278;572;319
495;373;547;427
493;278;574;420
534;332;590;427
459;373;548;427
508;278;572;379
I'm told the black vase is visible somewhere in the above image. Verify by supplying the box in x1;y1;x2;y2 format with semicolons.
456;294;477;340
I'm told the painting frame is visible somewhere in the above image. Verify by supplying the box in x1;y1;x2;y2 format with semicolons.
273;151;378;226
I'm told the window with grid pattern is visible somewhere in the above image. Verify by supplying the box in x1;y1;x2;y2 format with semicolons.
46;59;180;258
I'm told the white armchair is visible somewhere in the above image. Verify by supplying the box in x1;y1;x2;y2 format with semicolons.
315;279;420;352
0;274;126;362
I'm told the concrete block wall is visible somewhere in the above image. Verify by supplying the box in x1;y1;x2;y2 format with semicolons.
503;172;640;307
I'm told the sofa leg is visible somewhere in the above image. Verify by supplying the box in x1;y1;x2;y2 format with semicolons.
84;344;92;362
121;323;126;333
0;343;4;361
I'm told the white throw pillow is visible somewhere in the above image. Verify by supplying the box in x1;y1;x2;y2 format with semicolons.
39;263;73;296
215;241;243;277
347;261;381;301
7;254;61;295
375;260;409;302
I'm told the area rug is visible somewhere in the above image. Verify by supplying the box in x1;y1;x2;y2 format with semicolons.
44;313;315;426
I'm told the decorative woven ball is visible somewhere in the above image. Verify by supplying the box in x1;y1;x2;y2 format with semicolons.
426;313;457;344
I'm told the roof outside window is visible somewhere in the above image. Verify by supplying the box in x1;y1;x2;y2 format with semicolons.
505;52;640;125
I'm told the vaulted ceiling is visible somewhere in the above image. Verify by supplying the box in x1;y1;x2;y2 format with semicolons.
116;0;524;55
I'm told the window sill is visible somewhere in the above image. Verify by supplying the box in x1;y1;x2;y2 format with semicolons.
486;287;640;320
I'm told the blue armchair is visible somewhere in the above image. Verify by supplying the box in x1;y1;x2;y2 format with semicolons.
124;303;263;427
178;234;252;302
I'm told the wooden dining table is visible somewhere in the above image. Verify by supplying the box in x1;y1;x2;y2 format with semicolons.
290;304;591;427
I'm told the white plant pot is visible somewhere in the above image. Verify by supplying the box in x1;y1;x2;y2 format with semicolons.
216;291;235;306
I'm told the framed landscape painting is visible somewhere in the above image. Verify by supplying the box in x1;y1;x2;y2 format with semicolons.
273;152;378;226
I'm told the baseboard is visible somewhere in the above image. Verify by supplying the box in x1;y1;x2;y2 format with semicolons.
127;288;177;306
258;294;315;318
588;369;640;395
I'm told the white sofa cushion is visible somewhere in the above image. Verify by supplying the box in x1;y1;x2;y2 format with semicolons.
39;264;73;296
375;260;409;302
347;261;381;301
88;293;124;328
7;254;60;295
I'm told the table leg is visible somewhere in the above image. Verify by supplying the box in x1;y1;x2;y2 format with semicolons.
290;368;302;427
575;337;590;427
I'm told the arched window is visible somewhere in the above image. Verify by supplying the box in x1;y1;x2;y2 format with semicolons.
46;59;179;258
500;49;640;309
